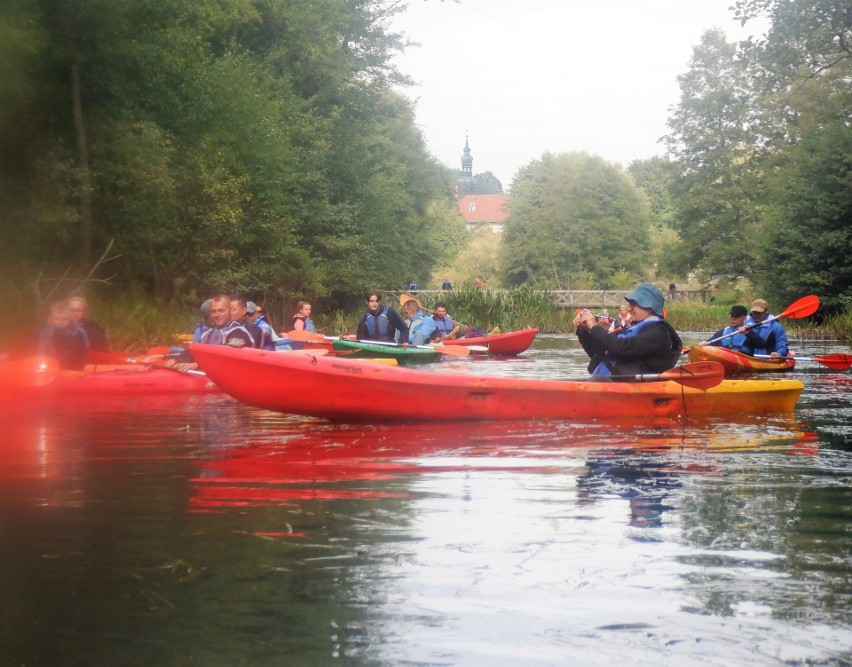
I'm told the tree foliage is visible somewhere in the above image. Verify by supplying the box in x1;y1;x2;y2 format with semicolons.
500;152;652;289
662;2;851;308
0;0;452;312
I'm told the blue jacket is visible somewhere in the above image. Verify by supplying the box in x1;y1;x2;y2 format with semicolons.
409;310;439;346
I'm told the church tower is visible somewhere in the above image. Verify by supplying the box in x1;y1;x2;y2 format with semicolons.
458;134;473;197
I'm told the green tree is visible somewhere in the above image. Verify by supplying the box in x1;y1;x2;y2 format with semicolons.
627;156;682;279
663;29;763;285
471;171;503;194
500;152;652;288
757;120;852;313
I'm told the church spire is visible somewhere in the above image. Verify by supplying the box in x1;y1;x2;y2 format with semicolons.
458;133;473;197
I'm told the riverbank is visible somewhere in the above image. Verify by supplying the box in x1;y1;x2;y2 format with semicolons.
7;289;849;355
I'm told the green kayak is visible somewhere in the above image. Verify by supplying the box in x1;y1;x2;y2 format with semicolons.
331;339;441;363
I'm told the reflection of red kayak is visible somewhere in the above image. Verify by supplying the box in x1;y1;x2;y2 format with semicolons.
191;345;803;423
688;345;795;375
442;328;538;355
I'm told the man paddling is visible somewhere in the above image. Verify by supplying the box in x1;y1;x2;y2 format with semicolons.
574;283;682;379
745;298;789;358
698;305;764;355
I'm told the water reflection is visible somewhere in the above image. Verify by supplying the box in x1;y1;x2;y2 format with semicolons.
0;337;851;665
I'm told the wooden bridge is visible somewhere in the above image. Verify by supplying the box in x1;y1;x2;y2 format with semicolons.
399;290;708;309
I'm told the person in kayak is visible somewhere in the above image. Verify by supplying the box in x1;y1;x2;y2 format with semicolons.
431;302;459;339
67;296;109;352
291;301;316;333
357;290;409;344
698;305;764;354
574;282;682;378
36;302;90;370
170;294;260;371
607;304;632;334
192;299;213;343
744;298;789;357
403;297;440;346
245;301;278;350
230;296;268;350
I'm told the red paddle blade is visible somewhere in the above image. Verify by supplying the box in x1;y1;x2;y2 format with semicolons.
814;353;852;370
286;329;328;343
433;344;470;357
661;361;725;389
779;295;820;319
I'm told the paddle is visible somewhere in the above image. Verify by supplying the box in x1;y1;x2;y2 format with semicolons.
285;329;471;357
604;361;725;389
0;356;61;388
754;353;852;370
87;346;173;365
703;294;820;346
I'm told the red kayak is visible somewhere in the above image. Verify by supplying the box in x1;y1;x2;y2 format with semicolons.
442;328;538;355
688;345;795;375
190;345;803;423
0;359;219;398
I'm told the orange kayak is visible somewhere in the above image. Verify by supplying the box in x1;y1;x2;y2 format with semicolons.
191;345;803;423
688;345;795;375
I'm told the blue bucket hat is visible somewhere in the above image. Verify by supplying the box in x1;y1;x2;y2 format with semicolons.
624;283;665;316
246;301;258;315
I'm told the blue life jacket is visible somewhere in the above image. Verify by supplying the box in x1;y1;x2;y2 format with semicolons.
743;315;789;356
365;307;391;339
717;326;750;353
432;315;455;336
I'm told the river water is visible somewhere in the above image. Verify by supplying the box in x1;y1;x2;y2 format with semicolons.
1;335;850;666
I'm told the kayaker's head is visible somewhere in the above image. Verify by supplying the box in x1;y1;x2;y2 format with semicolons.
297;301;312;318
434;302;448;319
230;296;250;324
365;290;382;313
750;299;770;322
730;305;748;326
403;299;421;319
209;294;232;328
47;302;71;330
246;301;260;323
66;296;88;324
624;283;665;321
200;299;213;324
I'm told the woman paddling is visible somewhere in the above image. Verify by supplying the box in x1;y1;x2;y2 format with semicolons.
574;283;682;379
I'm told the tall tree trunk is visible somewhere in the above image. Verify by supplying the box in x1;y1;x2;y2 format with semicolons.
71;53;93;268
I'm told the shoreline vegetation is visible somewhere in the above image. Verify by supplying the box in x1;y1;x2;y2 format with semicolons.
6;287;848;356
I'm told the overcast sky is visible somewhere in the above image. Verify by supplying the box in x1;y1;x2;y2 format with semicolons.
389;0;768;189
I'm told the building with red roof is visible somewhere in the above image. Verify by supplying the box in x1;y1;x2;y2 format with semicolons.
458;194;509;233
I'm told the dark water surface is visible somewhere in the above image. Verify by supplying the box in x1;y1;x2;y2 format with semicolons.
1;336;851;666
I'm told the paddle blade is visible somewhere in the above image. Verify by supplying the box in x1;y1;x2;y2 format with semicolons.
813;353;852;370
661;361;725;390
433;344;470;357
779;295;820;319
286;329;328;343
